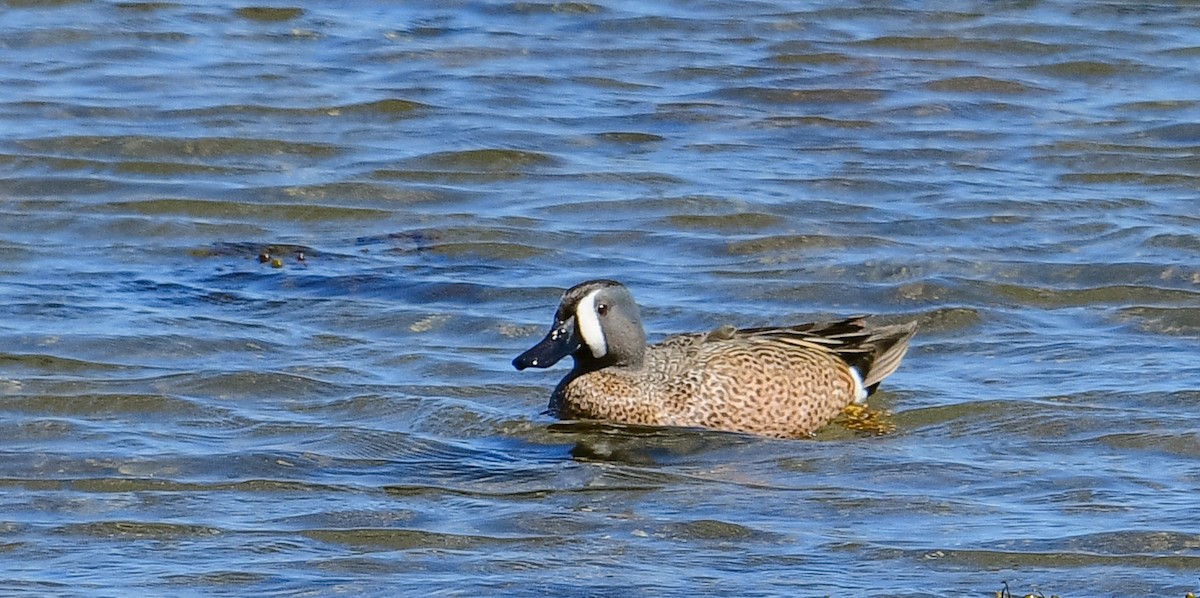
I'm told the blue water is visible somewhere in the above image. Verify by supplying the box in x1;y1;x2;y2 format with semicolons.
1;1;1199;596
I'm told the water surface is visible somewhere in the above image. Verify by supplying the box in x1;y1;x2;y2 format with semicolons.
1;1;1199;596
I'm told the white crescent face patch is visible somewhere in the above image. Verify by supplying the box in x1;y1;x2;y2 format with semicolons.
575;289;608;359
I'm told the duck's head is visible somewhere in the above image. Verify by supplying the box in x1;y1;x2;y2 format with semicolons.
513;279;647;371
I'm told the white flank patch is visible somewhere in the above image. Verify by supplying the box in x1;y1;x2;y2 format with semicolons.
848;366;868;404
576;289;608;359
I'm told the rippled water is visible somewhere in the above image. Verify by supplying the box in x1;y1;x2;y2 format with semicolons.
2;1;1199;596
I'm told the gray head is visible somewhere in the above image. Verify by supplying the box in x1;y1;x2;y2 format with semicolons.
512;279;647;372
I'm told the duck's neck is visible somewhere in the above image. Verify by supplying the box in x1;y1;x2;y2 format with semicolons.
571;346;645;373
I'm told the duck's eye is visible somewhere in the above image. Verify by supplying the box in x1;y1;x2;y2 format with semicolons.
596;303;609;316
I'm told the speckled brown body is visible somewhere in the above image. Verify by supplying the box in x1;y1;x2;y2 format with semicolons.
553;329;880;438
514;280;917;439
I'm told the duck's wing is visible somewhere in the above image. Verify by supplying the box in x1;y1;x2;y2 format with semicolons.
736;317;919;394
652;317;917;394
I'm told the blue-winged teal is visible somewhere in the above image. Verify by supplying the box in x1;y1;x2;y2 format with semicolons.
513;279;917;439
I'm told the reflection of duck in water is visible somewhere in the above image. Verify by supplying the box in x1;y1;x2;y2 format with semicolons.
514;279;917;439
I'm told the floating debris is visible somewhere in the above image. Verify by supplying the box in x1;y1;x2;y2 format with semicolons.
995;581;1062;598
192;242;315;269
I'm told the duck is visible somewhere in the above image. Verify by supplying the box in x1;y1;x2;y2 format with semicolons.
512;279;917;439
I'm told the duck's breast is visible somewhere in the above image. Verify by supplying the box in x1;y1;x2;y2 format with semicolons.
555;369;666;426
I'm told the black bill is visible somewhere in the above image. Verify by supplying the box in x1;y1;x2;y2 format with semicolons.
513;318;579;370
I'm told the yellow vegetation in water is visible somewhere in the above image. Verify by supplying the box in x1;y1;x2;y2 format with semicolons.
836;403;896;435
